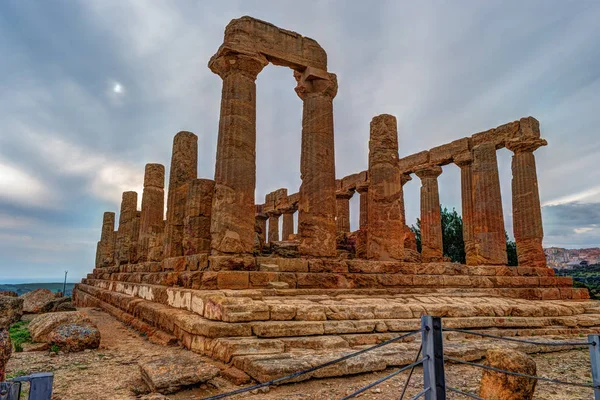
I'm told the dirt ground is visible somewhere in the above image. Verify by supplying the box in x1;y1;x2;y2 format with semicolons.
5;308;595;399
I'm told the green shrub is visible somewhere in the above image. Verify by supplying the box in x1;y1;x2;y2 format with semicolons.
9;321;31;352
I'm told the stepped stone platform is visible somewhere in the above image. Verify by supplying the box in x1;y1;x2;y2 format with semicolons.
75;255;597;382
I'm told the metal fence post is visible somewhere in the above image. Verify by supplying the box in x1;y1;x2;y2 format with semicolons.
422;316;446;400
589;335;600;400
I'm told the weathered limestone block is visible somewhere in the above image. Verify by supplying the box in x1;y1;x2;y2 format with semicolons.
294;69;338;257
335;190;352;233
367;114;404;260
165;131;198;258
415;166;443;261
281;212;294;241
479;349;537;400
506;137;547;268
471;143;508;265
140;355;219;394
139;164;165;262
455;152;476;265
115;191;138;265
398;151;429;175
210;52;267;254
183;179;215;255
429;137;470;166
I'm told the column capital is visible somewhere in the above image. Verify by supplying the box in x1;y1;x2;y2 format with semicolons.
293;69;338;100
267;210;282;218
454;152;473;168
208;50;268;80
400;173;412;186
505;138;548;154
335;189;354;200
355;183;369;194
415;165;442;180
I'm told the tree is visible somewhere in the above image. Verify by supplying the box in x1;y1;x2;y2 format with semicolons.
411;206;517;266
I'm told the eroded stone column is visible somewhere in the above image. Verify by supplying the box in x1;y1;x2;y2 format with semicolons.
267;211;281;243
455;153;477;265
139;164;165;262
367;114;404;260
415;166;443;261
294;69;338;257
335;190;352;233
209;52;267;254
183;178;215;255
282;211;295;241
164;131;198;258
255;205;268;251
99;212;115;266
115;191;137;265
356;184;369;230
506;137;547;267
472;142;508;265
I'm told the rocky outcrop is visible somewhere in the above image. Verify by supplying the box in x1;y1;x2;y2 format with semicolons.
29;311;91;343
479;348;537;400
0;329;11;381
20;289;56;314
139;355;220;394
0;295;23;329
47;323;101;352
0;291;17;297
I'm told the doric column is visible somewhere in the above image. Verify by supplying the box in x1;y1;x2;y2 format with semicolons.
356;184;369;230
255;205;268;251
335;190;353;233
183;179;215;255
367;114;404;260
471;142;508;265
455;153;477;265
506;137;548;267
294;69;338;257
164;131;198;258
139;164;165;262
281;211;295;241
415;166;443;261
267;211;281;243
209;51;267;254
115;191;137;265
99;212;115;266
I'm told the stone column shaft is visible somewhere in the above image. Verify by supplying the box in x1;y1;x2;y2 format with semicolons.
367;114;404;260
267;213;281;243
295;70;338;257
165;131;198;258
356;186;369;231
139;164;165;262
456;154;476;265
115;191;138;265
336;192;352;233
282;212;295;240
471;142;508;265
99;212;115;266
183;178;215;255
416;166;443;261
209;53;267;254
507;138;547;267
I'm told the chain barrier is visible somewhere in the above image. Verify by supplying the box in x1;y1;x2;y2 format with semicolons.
444;327;595;347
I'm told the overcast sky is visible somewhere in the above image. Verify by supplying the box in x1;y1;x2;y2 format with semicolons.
1;1;600;283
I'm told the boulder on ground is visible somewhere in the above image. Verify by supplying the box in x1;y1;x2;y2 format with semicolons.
0;295;23;329
29;311;91;343
55;301;76;312
0;291;17;297
479;348;537;400
0;329;11;381
20;289;56;314
139;355;220;394
41;297;74;313
47;323;100;352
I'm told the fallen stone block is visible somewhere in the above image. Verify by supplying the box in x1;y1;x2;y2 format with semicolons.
140;355;220;394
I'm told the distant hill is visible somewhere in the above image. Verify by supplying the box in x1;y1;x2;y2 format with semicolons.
0;283;75;297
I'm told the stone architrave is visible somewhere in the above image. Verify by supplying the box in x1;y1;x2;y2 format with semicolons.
471;142;508;265
115;191;137;265
294;69;338;257
455;152;477;265
335;190;353;233
506;137;547;268
415;166;443;261
99;212;115;266
367;114;404;260
267;211;281;243
281;212;295;241
183;179;215;255
209;51;268;254
165;132;198;258
139;164;165;262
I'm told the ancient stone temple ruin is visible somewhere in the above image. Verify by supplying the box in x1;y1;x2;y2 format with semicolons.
76;16;600;383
